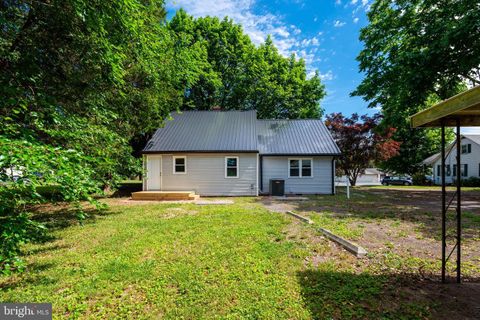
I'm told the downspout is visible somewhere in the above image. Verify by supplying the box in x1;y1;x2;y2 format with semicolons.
256;153;259;196
331;157;335;195
142;154;146;191
259;155;263;193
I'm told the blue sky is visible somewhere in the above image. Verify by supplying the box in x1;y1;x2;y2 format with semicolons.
166;0;480;134
166;0;371;117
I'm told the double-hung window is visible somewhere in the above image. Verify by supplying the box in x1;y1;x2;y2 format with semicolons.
289;159;313;178
461;144;471;154
225;157;239;178
173;156;186;174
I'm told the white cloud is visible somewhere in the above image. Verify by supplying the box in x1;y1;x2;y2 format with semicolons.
300;36;320;47
168;0;279;45
351;0;358;4
333;20;346;27
353;17;359;23
307;70;317;79
272;26;290;38
291;25;302;35
335;0;342;5
361;0;368;6
167;0;325;77
167;1;283;46
319;70;334;81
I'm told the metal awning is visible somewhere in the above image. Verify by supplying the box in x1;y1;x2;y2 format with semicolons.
411;85;480;127
410;85;480;284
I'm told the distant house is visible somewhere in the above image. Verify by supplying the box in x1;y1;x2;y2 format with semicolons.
141;111;341;196
423;135;480;185
336;168;385;186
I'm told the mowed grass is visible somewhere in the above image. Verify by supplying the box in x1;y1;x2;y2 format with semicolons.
0;200;315;319
1;191;479;319
365;185;480;192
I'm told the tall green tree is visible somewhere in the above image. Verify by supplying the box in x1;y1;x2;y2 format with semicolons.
353;0;479;174
168;10;326;119
0;0;200;272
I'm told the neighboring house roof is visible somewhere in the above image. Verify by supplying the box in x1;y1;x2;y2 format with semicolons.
143;111;258;153
257;120;341;155
467;134;480;146
422;152;442;165
422;134;480;165
143;111;341;155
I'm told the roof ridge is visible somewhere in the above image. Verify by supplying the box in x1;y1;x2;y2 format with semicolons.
257;119;323;121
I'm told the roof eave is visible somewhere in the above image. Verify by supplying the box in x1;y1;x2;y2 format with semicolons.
260;152;342;156
410;86;480;128
141;150;260;154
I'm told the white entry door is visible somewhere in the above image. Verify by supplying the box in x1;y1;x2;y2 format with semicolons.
147;156;162;190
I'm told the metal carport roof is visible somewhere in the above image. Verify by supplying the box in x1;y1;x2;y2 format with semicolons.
411;86;480;128
410;85;480;284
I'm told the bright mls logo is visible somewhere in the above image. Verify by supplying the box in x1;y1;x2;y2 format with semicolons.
0;304;51;320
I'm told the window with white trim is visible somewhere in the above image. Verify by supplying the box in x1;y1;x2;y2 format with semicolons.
173;156;186;174
225;157;239;178
461;144;471;154
289;159;313;177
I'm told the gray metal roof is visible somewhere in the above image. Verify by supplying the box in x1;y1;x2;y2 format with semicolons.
143;111;341;155
143;111;258;153
466;134;480;146
257;120;341;155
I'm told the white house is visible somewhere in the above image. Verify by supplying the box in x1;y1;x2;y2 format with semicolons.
423;135;480;185
141;111;341;196
335;168;384;186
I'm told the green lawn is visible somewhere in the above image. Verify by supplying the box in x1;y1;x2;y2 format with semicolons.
1;200;317;319
363;185;480;192
1;192;479;319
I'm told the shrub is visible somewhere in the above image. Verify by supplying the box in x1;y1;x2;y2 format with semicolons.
412;173;431;186
0;138;104;274
461;177;480;187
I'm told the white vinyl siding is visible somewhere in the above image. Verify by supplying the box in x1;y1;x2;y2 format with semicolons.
262;156;333;194
432;137;480;184
153;153;257;196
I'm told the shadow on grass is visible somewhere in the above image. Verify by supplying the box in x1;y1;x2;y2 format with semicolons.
110;182;142;198
297;269;480;320
32;205;117;232
0;262;57;291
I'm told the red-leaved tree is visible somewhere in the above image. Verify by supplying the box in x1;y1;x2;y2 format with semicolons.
325;113;400;186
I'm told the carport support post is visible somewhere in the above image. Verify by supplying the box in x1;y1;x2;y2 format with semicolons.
441;120;446;283
456;119;461;283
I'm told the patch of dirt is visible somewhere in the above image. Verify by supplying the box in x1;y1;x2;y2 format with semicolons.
258;197;300;212
162;207;198;219
355;221;438;260
281;217;359;269
281;188;480;318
